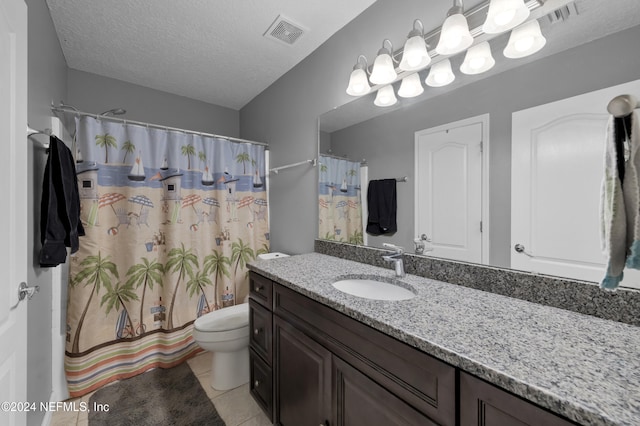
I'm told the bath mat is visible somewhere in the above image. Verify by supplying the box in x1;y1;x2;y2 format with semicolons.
88;363;226;426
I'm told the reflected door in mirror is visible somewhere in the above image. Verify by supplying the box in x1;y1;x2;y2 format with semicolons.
511;78;640;289
415;118;484;263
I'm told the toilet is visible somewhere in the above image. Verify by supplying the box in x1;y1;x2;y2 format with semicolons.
192;303;249;391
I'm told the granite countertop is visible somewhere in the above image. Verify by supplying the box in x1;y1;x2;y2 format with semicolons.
248;252;640;426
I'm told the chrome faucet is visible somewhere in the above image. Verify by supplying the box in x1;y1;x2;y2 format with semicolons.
382;243;405;278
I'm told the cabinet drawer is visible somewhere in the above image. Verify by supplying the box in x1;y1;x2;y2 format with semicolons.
249;271;272;308
250;348;273;422
249;299;272;365
460;372;576;426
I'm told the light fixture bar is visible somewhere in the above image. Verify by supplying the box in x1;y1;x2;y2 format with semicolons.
364;0;548;92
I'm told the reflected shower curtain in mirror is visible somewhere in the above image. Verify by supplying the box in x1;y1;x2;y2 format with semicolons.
318;155;363;244
65;116;269;397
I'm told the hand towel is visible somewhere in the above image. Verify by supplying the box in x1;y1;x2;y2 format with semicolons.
601;112;638;289
623;113;640;269
366;179;397;235
40;136;85;267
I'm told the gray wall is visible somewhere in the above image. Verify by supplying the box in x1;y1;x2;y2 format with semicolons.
26;0;67;424
67;69;240;137
240;0;410;254
329;25;640;267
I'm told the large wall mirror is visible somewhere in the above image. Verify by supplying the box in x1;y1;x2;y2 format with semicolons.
318;0;640;287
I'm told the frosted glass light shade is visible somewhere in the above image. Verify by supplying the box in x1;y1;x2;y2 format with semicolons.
460;42;495;75
370;49;397;85
503;20;546;59
436;13;474;55
425;59;455;87
482;0;530;34
398;73;424;98
374;85;398;107
346;68;371;96
399;35;431;71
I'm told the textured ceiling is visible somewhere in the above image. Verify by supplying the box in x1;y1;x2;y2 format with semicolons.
46;0;377;110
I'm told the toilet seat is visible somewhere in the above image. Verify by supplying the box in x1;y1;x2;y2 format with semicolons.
194;303;249;332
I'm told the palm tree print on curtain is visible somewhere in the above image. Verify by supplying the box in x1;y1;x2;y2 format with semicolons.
66;116;269;397
318;155;363;244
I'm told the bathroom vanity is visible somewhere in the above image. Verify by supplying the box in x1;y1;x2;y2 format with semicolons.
248;253;640;425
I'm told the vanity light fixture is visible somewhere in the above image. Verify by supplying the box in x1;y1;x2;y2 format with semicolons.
460;41;495;74
503;19;546;58
369;39;398;85
346;55;371;96
398;73;424;98
436;0;474;56
347;0;552;107
425;59;455;87
482;0;530;34
374;85;398;107
399;20;431;71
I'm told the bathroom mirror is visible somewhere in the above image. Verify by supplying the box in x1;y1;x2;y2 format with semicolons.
318;0;640;281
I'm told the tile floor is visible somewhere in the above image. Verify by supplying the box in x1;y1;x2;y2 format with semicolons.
49;352;271;426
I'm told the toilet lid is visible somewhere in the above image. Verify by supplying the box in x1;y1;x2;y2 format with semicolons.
194;304;248;332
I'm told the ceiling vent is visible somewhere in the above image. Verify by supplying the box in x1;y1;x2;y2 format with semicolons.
547;2;579;24
264;15;306;45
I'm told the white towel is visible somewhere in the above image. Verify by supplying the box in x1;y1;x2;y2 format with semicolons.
600;112;639;290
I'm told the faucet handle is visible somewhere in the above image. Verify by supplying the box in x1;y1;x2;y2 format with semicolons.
383;243;404;254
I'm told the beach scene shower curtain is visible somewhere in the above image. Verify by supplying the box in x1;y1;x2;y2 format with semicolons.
65;116;269;397
318;155;363;244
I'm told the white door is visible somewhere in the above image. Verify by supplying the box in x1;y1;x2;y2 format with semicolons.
415;116;487;264
0;0;28;425
512;79;640;288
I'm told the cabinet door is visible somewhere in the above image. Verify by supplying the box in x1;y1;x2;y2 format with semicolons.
460;372;576;426
333;356;438;426
274;316;331;426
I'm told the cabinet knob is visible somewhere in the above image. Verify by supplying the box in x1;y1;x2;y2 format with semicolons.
255;285;263;292
254;380;260;388
254;328;261;335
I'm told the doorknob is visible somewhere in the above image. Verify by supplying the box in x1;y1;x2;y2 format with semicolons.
18;282;40;301
514;244;534;258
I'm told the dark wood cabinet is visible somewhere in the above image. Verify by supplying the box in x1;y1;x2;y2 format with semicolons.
274;316;331;426
459;372;577;426
273;281;456;425
248;271;577;426
249;348;272;418
248;273;274;422
333;356;438;426
249;299;272;364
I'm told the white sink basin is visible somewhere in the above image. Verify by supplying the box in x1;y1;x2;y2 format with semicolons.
332;278;416;301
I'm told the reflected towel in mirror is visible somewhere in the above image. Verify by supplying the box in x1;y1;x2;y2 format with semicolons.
366;179;397;235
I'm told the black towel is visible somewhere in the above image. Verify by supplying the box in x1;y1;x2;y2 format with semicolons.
40;136;85;267
366;179;397;235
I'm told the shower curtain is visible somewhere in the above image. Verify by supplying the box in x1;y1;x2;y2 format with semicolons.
65;116;269;397
318;155;363;244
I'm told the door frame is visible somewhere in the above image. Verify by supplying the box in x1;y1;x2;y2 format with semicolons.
0;0;28;425
414;114;490;265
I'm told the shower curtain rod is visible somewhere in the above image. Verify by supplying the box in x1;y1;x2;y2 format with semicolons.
319;152;352;161
51;105;269;147
270;158;316;174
